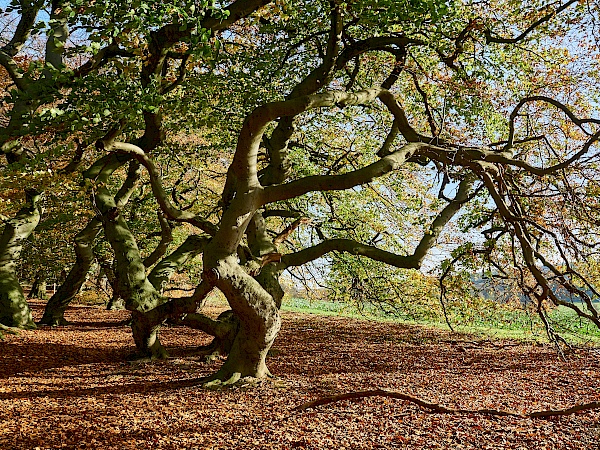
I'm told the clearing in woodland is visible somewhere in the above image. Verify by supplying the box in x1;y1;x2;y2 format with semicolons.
1;300;599;450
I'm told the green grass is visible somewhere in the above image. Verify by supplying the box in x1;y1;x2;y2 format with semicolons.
281;297;600;344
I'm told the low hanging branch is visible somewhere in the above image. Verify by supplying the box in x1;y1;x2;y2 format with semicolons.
293;389;600;418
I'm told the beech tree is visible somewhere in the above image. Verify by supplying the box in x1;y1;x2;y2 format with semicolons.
2;0;600;383
0;188;42;332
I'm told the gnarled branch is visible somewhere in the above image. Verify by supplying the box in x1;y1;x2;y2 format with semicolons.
293;388;600;418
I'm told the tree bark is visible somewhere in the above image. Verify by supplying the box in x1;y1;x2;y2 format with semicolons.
0;189;43;329
84;154;167;358
147;234;209;292
201;254;281;384
40;160;141;325
39;218;102;325
100;201;166;358
101;259;124;311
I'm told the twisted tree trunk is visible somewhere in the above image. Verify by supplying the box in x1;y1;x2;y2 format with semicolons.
201;254;281;384
0;189;43;329
40;160;141;325
39;218;102;325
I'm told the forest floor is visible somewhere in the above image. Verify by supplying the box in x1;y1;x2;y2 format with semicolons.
1;300;599;449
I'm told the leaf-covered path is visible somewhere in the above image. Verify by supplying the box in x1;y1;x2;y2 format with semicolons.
1;301;599;449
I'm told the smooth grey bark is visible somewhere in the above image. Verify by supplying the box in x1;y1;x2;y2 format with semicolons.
0;189;43;329
201;254;281;383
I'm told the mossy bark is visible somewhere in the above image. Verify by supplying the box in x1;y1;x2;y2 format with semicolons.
101;203;166;358
0;189;43;329
147;234;209;292
84;156;166;358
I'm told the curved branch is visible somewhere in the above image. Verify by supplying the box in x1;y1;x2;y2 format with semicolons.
148;234;210;291
238;87;428;191
484;0;578;44
0;50;27;90
378;90;425;142
59;138;88;174
142;279;215;329
0;0;41;89
97;140;218;235
161;53;191;95
273;217;311;245
412;175;476;261
149;0;272;52
262;142;429;204
142;211;173;268
234;88;384;183
480;171;600;328
421;133;600;177
72;44;135;79
278;176;475;270
336;36;425;70
0;2;41;57
279;238;420;270
260;1;343;186
505;96;600;151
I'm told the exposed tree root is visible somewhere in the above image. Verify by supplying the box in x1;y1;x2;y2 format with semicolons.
0;323;20;339
202;372;274;390
293;389;600;418
202;372;243;389
125;345;169;362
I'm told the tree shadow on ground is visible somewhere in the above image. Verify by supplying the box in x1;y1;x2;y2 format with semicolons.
40;321;131;328
0;342;130;378
0;375;211;400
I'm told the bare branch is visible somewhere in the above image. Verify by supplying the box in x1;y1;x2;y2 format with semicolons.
273;217;311;245
293;388;600;418
484;0;579;44
505;96;600;151
260;1;344;186
279;238;421;270
262;142;427;204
